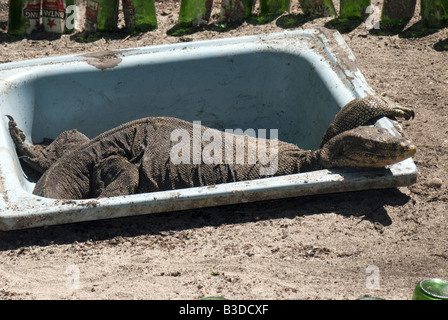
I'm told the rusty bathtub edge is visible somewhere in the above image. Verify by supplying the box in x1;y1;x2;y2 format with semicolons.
82;50;132;71
0;31;313;73
313;27;374;98
315;27;360;74
0;29;356;74
0;164;417;231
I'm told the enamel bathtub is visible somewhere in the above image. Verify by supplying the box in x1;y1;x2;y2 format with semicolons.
0;28;417;230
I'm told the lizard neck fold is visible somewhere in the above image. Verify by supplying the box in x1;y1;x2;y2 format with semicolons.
296;149;328;173
272;147;327;176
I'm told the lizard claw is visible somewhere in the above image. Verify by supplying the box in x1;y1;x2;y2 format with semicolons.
393;104;415;120
6;114;26;142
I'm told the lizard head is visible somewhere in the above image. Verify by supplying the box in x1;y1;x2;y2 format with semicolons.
320;126;417;169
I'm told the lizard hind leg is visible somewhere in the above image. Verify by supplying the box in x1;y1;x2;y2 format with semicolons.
7;115;52;174
92;154;140;198
7;115;90;174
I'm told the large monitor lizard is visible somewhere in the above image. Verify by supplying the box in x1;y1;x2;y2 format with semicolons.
7;95;416;200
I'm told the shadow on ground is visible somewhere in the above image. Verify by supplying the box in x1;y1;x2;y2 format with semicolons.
398;20;441;39
324;18;364;34
276;14;315;29
433;37;448;51
0;188;411;250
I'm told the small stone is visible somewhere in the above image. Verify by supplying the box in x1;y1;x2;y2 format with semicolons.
426;178;443;188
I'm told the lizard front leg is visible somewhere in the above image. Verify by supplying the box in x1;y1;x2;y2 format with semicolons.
320;95;415;148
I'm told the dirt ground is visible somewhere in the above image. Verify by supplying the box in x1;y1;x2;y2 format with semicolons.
0;0;447;300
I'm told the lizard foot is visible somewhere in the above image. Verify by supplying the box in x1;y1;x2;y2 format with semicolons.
6;115;26;144
387;101;415;120
6;115;53;174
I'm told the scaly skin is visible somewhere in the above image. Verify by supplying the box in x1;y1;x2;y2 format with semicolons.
320;95;415;147
7;95;417;200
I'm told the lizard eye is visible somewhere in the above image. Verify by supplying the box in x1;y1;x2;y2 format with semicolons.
363;141;374;150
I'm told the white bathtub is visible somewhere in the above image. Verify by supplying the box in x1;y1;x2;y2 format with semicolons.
0;28;417;230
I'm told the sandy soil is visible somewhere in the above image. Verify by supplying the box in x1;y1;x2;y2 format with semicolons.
0;0;447;300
